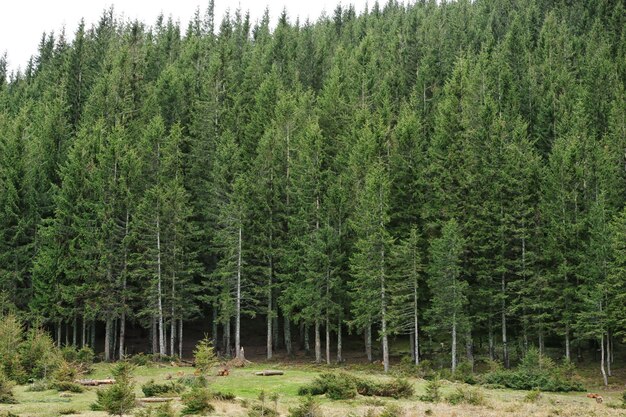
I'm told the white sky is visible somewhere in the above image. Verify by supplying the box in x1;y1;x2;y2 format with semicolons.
1;0;372;74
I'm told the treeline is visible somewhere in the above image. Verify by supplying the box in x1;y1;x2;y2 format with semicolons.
0;0;625;380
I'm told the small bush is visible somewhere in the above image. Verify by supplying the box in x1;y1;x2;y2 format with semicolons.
446;386;486;406
58;408;79;415
134;403;176;417
129;353;152;366
420;377;442;403
415;360;435;379
380;404;404;417
25;379;50;392
288;396;323;417
210;391;236;401
0;371;17;404
92;362;136;416
525;389;542;403
178;373;208;388
18;328;60;382
53;381;84;393
181;388;215;415
356;378;414;399
141;380;185;397
299;372;413;400
247;405;279;417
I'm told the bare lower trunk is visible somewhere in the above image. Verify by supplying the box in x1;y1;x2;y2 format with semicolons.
266;308;273;360
304;324;310;355
538;330;544;355
365;324;373;362
212;306;218;349
119;312;126;359
452;315;457;372
284;312;292;356
65;322;69;346
600;333;608;386
112;319;117;360
325;315;331;365
315;320;321;363
157;214;165;357
178;319;183;358
151;316;158;354
607;333;612;377
224;319;231;357
488;317;495;361
502;274;509;368
104;318;112;362
235;226;242;358
466;330;474;369
56;321;61;347
170;317;176;358
565;325;570;361
90;321;95;349
337;319;342;363
72;317;77;346
81;317;86;348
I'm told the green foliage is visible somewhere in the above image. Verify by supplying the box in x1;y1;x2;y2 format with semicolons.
141;380;185;397
58;408;79;415
180;388;215;415
128;353;152;367
51;360;84;392
380;404;404;417
17;328;60;383
483;367;583;392
193;337;217;376
288;396;322;417
446;386;486;406
25;379;50;392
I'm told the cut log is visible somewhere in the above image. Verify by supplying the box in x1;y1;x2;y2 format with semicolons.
254;370;284;376
139;397;180;403
76;379;115;386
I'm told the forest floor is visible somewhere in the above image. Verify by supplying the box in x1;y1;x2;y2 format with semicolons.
2;361;626;417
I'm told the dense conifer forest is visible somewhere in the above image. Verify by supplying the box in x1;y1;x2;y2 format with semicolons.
0;0;625;381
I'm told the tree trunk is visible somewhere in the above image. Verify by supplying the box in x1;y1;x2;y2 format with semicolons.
502;273;509;369
315;319;321;363
81;316;86;348
365;324;372;362
72;317;77;347
112;319;117;360
170;317;176;359
414;278;420;365
235;226;242;358
538;329;544;356
284;311;292;356
65;322;69;346
104;318;112;362
119;312;126;359
56;321;61;347
451;314;457;372
267;303;273;360
152;317;158;354
304;324;310;355
565;325;570;361
120;209;129;359
600;333;608;386
607;331;612;377
410;331;415;363
212;305;219;350
488;317;495;361
179;319;183;359
466;330;474;370
325;315;331;365
90;321;95;350
224;319;231;357
337;319;342;364
157;213;166;357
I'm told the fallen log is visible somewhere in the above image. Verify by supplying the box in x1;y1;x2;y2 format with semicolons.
139;397;180;403
254;370;284;376
76;379;115;386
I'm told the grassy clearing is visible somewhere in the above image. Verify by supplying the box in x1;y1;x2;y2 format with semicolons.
1;362;625;416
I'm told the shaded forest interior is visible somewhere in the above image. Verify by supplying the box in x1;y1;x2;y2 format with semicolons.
0;0;625;382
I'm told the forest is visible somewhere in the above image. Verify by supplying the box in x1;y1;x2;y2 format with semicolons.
0;0;625;385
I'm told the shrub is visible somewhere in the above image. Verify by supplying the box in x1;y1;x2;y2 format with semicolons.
288;396;322;417
482;368;583;392
210;391;236;401
525;389;542;403
181;388;215;415
141;380;185;397
92;362;136;416
299;372;413;400
178;373;208;388
446;386;486;406
380;404;404;417
247;405;279;417
18;327;60;382
25;379;50;392
76;346;95;367
453;361;477;384
0;371;17;404
420;376;442;403
134;403;176;417
0;314;25;382
51;359;85;393
193;336;217;376
129;353;152;366
415;360;435;379
59;408;78;415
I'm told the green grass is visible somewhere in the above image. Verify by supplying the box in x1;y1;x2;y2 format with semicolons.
1;361;626;417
